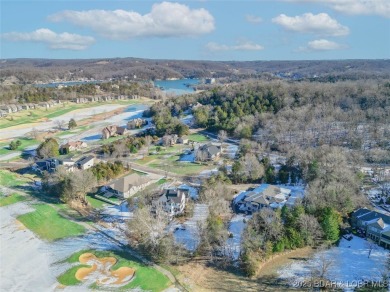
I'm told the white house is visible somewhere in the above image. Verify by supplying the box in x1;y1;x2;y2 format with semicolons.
76;155;95;170
155;187;189;216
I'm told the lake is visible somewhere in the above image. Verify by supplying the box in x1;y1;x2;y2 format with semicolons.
154;79;199;95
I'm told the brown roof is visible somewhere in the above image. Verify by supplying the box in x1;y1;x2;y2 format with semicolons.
116;127;127;135
108;173;151;193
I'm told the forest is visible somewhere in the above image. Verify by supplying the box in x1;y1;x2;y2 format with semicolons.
151;78;390;163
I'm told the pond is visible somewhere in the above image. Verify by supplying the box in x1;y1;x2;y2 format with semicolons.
154;79;199;95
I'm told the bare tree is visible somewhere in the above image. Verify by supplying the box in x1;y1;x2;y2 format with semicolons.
71;170;97;202
298;214;323;245
112;142;129;158
308;252;335;287
128;205;170;245
162;135;172;147
30;127;39;140
365;240;378;259
54;120;66;130
217;130;227;152
144;135;152;157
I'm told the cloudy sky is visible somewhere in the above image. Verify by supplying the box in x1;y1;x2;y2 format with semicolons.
1;0;389;60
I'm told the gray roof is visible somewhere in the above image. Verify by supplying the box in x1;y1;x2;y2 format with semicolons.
159;190;186;204
76;155;94;165
358;211;390;225
352;208;372;218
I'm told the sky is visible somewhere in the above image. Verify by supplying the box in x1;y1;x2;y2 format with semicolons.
1;0;389;60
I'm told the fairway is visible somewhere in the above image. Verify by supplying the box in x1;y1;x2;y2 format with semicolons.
59;250;172;291
0;193;26;207
17;204;85;241
0;169;29;187
187;133;209;142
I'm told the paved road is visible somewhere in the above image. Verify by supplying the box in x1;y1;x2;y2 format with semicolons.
199;130;240;145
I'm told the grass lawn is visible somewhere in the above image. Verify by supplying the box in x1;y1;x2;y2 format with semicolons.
157;178;167;185
60;250;171;291
168;163;211;175
86;195;106;209
0;137;39;155
55;125;92;137
99;135;126;145
57;265;89;286
0;169;30;187
136;156;156;165
17;204;86;241
187;133;209;143
0;193;26;207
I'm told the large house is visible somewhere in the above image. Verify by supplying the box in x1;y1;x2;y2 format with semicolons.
32;158;59;173
154;187;189;216
76;155;95;170
127;118;148;129
351;208;390;248
195;143;221;161
102;125;128;139
233;184;291;213
59;141;87;154
106;173;153;198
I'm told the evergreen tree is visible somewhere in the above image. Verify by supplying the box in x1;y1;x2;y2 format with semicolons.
320;208;340;241
68;118;77;129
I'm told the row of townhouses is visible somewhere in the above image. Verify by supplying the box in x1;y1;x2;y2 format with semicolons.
0;94;140;118
351;208;390;249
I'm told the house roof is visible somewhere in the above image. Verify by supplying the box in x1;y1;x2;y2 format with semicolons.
159;190;186;204
108;173;151;193
76;155;94;166
198;143;221;157
367;218;385;230
352;208;372;218
116;127;127;135
358;211;390;225
61;141;86;149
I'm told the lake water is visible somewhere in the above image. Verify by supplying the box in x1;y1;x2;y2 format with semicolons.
154;79;199;95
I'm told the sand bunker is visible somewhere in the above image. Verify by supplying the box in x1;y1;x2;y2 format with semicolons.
75;252;135;286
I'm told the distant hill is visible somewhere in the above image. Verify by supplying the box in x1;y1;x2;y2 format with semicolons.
1;58;389;84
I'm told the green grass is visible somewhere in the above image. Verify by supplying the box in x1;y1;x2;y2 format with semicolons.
187;133;209;142
148;159;211;175
157;178;167;185
0;193;26;207
17;204;85;241
0;138;39;155
99;135;127;145
55;125;92;137
0;169;29;187
60;250;171;291
86;195;106;209
57;265;89;286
